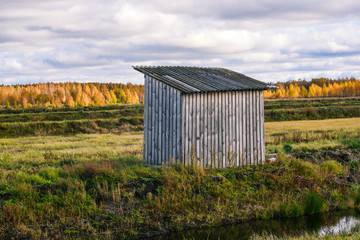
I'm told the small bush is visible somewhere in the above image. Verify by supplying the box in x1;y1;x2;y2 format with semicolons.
320;160;343;174
280;200;303;218
353;186;360;207
342;136;360;149
289;159;319;179
304;191;324;214
283;142;293;153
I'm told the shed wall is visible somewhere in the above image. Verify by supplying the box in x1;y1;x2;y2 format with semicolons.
182;90;265;167
144;76;265;167
144;76;183;165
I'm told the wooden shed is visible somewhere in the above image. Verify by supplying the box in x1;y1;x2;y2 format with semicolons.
134;66;272;168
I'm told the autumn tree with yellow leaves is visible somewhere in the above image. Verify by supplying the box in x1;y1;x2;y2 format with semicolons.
264;77;360;99
0;82;144;109
1;77;360;109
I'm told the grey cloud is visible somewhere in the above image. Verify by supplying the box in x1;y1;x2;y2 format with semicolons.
1;0;360;85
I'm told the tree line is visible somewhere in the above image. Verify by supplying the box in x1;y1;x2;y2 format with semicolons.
1;77;360;109
0;82;143;109
265;77;360;99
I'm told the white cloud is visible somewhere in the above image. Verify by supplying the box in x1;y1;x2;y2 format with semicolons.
0;0;360;85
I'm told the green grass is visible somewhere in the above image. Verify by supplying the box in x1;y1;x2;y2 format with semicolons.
265;118;360;154
0;129;359;239
0;101;360;239
0;99;359;138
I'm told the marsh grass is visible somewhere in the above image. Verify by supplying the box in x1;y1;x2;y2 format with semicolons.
0;108;360;238
265;118;360;154
0;132;357;239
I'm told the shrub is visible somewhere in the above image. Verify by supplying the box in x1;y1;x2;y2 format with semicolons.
353;186;360;207
283;142;293;153
320;160;343;174
280;200;303;218
342;136;360;149
304;191;324;214
289;159;319;180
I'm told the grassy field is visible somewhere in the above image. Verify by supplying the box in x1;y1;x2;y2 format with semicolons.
1;115;360;239
0;98;360;138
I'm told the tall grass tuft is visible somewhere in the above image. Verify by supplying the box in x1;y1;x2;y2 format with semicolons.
353;186;360;208
280;199;303;218
289;159;319;180
304;191;324;215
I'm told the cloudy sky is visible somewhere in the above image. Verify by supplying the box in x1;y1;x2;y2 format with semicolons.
1;0;360;85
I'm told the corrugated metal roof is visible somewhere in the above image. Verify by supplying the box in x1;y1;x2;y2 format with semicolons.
133;66;273;93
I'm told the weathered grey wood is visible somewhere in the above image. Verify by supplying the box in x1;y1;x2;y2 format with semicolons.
199;93;204;166
158;81;163;165
182;94;186;165
143;76;148;162
151;77;155;165
237;91;241;165
143;75;266;167
245;91;248;165
260;91;265;163
222;92;226;167
208;92;217;168
235;92;241;166
256;91;262;164
214;92;219;168
176;91;181;163
165;85;169;164
195;94;199;159
185;94;189;164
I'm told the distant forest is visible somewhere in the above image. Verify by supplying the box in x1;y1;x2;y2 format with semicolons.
0;83;143;109
265;77;360;99
0;77;360;109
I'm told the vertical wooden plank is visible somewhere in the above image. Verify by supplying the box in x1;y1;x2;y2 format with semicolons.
158;82;162;165
177;91;181;163
244;91;248;165
193;94;197;164
249;91;254;165
192;94;196;163
224;92;230;167
207;92;211;168
256;91;259;165
199;93;204;167
165;85;170;164
217;92;222;168
260;91;265;163
196;93;200;160
211;92;216;168
253;90;257;165
162;83;166;164
228;92;232;167
154;80;159;165
222;92;226;168
251;90;255;165
143;76;148;163
223;92;226;167
169;88;173;161
234;91;238;166
238;91;242;166
249;91;253;165
185;94;190;165
187;94;192;163
214;92;219;168
202;93;207;168
182;94;186;165
151;78;156;165
172;89;177;162
232;91;236;165
187;94;191;164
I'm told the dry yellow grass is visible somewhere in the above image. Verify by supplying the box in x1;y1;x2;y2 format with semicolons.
0;133;143;164
265;117;360;135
